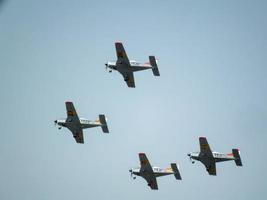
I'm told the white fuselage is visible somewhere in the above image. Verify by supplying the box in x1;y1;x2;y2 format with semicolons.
56;118;101;129
130;166;173;178
188;151;235;163
106;60;153;73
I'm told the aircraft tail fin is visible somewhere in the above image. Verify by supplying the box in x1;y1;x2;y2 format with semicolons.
232;149;242;166
99;114;109;133
171;163;182;180
149;56;160;76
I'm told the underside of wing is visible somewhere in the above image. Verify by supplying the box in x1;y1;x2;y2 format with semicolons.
115;42;130;66
145;175;158;190
120;71;135;88
73;130;84;144
206;162;216;176
199;137;213;157
65;102;80;123
138;153;158;189
139;153;153;173
67;125;84;144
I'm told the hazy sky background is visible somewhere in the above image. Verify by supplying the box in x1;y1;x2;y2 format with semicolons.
0;0;267;199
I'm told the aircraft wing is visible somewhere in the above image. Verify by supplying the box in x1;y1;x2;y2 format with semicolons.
73;129;84;144
119;71;135;88
205;161;217;176
139;153;153;173
66;126;84;144
199;137;213;157
65;102;84;143
66;125;84;144
144;174;158;190
115;42;130;66
65;102;80;123
139;153;158;190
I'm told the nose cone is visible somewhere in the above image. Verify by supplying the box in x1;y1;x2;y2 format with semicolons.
187;153;191;157
129;169;132;173
105;63;108;67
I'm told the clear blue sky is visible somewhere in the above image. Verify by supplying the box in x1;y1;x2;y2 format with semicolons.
0;0;267;199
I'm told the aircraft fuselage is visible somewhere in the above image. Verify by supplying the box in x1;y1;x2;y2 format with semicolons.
55;118;102;129
188;151;235;163
130;166;174;178
106;60;152;73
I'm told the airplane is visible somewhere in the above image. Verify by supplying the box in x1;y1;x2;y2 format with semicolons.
187;137;243;176
105;42;160;88
129;153;182;190
54;102;109;144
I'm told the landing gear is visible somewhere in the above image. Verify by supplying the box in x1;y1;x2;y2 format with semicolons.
133;177;136;180
109;70;112;73
58;127;62;130
192;161;195;164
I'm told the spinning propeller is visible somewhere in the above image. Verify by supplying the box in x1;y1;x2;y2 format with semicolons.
105;62;108;70
129;169;136;179
54;120;62;130
105;61;112;73
187;154;195;164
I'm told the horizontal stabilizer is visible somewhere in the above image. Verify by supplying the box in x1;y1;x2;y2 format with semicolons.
232;149;242;166
171;163;182;180
149;56;160;76
99;114;109;133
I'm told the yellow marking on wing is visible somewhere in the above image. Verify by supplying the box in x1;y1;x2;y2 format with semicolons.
67;111;76;116
201;144;209;150
118;51;127;58
141;160;148;165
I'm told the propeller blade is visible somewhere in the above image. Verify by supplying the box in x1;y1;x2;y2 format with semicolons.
187;154;192;162
129;169;133;177
105;62;108;70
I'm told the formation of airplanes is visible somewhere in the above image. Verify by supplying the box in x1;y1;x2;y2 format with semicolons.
54;42;243;190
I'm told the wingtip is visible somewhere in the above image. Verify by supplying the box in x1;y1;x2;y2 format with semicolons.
139;153;146;156
199;136;206;139
65;101;73;104
115;41;123;45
